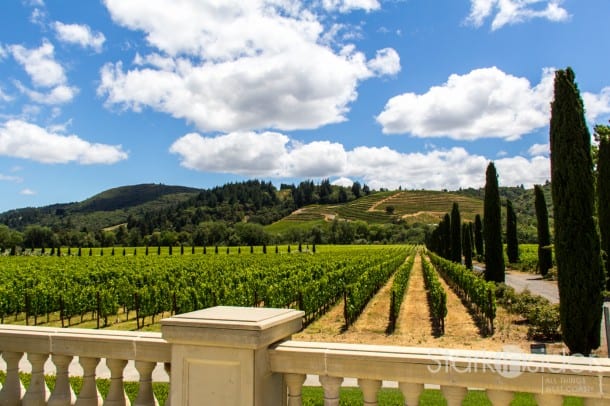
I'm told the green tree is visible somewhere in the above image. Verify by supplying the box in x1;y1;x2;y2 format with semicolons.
450;202;462;263
474;214;483;257
483;162;505;282
506;199;519;263
351;181;362;198
462;222;473;270
534;185;552;277
550;67;604;355
595;124;610;289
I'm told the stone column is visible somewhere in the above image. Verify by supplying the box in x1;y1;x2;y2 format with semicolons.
161;306;303;406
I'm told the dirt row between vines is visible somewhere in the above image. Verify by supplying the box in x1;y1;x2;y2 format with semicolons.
294;253;564;353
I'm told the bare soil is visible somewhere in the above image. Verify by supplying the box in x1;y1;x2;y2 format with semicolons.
294;253;573;355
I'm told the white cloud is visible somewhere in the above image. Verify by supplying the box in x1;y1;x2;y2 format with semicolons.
10;40;66;88
582;87;610;123
170;131;550;189
19;84;78;105
376;67;554;140
53;22;106;53
332;177;354;187
0;120;128;164
322;0;380;13
367;48;400;76
0;174;23;183
100;0;399;132
528;143;549;156
466;0;569;30
20;188;36;195
0;87;12;102
9;41;78;104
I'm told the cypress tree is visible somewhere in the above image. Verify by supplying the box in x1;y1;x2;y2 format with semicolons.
506;199;519;263
534;185;552;277
596;125;610;289
462;223;473;270
474;214;483;258
483;162;505;282
550;67;604;355
441;213;451;259
450;202;462;263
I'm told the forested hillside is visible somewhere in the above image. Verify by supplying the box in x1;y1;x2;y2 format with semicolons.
0;179;547;251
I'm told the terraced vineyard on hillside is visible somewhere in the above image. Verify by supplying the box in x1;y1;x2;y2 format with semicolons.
280;190;483;225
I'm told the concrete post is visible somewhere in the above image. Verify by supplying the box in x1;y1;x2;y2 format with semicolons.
161;306;303;406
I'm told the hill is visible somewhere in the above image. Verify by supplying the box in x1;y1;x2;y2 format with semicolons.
0;180;549;248
0;184;202;231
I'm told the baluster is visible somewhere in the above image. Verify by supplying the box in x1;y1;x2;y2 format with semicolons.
0;351;25;406
440;385;467;406
486;389;514;406
398;382;423;405
22;352;50;406
534;393;564;406
48;354;76;406
163;363;171;406
285;373;306;406
134;361;158;406
75;357;102;406
103;359;128;406
319;375;343;406
358;379;381;406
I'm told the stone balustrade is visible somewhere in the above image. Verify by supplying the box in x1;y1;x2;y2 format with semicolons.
269;340;610;405
0;324;171;406
1;306;610;405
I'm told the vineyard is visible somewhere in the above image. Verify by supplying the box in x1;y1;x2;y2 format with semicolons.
0;245;415;330
0;243;562;357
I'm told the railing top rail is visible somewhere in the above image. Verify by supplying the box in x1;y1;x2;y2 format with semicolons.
270;340;610;399
0;324;170;363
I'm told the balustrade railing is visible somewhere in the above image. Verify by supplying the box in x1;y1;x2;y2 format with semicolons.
1;307;609;406
0;324;170;406
269;340;610;406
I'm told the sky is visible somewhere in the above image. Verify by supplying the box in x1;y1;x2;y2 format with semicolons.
1;0;610;213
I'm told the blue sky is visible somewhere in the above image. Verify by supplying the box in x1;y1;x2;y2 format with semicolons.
1;0;609;213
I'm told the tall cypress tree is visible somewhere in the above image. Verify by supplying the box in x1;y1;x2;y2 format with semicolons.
483;162;505;282
441;213;451;259
595;125;610;289
506;199;519;263
534;184;552;277
450;202;462;264
462;222;473;270
550;67;604;356
474;214;484;258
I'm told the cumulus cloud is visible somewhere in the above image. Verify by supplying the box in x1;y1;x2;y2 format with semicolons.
466;0;569;30
20;188;36;195
0;120;128;164
18;83;78;105
528;143;549;156
53;22;106;53
376;67;554;140
582;87;610;123
367;48;401;76
322;0;381;13
10;40;66;88
170;131;550;189
99;0;399;132
9;40;77;104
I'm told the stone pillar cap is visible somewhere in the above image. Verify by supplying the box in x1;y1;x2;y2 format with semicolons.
161;306;304;349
